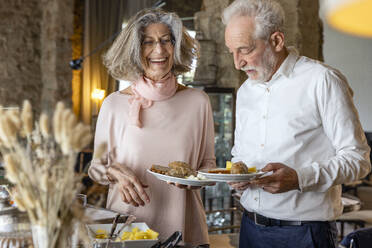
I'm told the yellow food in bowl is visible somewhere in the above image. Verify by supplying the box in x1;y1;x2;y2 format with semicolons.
121;227;159;240
95;229;108;239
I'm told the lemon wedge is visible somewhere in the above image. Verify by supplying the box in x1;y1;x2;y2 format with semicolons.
248;166;257;173
226;161;232;170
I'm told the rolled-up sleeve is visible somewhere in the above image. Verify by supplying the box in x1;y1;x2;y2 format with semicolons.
297;70;371;192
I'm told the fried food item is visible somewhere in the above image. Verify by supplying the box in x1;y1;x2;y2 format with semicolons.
150;161;196;178
208;168;231;174
150;165;171;175
167;161;197;178
121;227;159;240
208;164;256;174
95;229;108;239
168;161;189;169
231;161;249;174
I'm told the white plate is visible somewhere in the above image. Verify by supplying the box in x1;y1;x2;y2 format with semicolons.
147;169;216;186
197;168;267;182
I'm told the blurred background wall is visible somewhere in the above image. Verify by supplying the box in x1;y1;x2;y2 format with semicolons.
0;0;371;131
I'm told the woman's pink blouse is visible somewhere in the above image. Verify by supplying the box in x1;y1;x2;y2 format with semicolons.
88;87;216;246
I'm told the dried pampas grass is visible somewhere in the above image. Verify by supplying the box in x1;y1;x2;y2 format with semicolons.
0;101;94;248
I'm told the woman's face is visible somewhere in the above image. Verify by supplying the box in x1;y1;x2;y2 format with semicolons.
141;23;174;81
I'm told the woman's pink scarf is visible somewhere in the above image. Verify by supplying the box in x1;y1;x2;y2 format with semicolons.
128;72;177;127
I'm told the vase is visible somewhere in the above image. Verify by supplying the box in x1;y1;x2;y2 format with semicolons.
31;223;78;248
31;225;49;248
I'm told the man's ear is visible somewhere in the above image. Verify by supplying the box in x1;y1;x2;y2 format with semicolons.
270;31;285;52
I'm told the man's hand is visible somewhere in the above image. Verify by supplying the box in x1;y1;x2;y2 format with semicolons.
107;164;150;207
228;181;251;191
250;163;299;193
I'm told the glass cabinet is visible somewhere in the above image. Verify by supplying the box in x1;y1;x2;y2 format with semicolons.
190;86;239;233
203;87;235;169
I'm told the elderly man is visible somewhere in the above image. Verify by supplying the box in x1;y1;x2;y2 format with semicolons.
223;0;371;247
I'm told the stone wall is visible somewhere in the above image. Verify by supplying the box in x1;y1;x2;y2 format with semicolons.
194;0;243;88
298;0;323;61
194;0;323;89
40;0;74;113
162;0;202;31
0;0;42;110
0;0;74;114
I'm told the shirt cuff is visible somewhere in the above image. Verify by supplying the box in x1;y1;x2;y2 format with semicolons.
295;164;318;192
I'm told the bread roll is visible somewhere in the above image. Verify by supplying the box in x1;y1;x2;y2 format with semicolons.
167;161;196;178
231;161;249;174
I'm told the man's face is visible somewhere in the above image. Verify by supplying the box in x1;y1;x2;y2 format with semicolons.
225;16;278;83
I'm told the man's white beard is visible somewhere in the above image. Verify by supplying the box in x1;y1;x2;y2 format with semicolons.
241;46;277;84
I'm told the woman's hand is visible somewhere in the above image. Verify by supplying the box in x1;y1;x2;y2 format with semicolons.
107;164;150;207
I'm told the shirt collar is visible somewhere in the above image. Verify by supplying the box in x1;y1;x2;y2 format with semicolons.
272;46;299;79
244;46;299;87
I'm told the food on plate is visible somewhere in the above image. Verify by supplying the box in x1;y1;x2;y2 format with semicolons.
231;161;249;174
186;174;207;180
120;227;159;241
150;161;197;178
167;161;197;178
150;164;171;175
208;161;257;174
226;161;232;169
208;168;231;174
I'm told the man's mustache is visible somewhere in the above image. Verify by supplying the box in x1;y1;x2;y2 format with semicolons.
240;66;257;72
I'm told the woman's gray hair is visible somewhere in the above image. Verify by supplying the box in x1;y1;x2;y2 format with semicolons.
222;0;285;40
103;8;199;81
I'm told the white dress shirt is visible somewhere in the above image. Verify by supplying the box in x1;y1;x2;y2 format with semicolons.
232;48;371;221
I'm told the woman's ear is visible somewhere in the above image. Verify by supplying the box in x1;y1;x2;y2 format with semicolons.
270;31;285;52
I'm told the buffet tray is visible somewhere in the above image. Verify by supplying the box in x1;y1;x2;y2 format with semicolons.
85;204;129;224
88;222;158;248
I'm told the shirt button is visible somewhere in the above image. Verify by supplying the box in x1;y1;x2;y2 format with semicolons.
266;88;270;92
254;197;258;201
260;144;264;148
262;115;266;119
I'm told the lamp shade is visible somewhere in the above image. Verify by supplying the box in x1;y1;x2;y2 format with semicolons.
326;0;372;38
91;89;105;100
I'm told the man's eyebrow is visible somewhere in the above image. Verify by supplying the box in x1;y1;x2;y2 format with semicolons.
238;42;256;51
237;46;252;50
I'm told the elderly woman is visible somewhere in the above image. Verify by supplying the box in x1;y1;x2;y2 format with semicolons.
88;8;216;248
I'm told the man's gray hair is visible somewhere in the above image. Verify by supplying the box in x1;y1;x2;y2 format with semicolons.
222;0;285;40
104;8;199;81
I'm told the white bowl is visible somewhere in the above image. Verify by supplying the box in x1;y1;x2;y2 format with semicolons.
87;222;158;248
